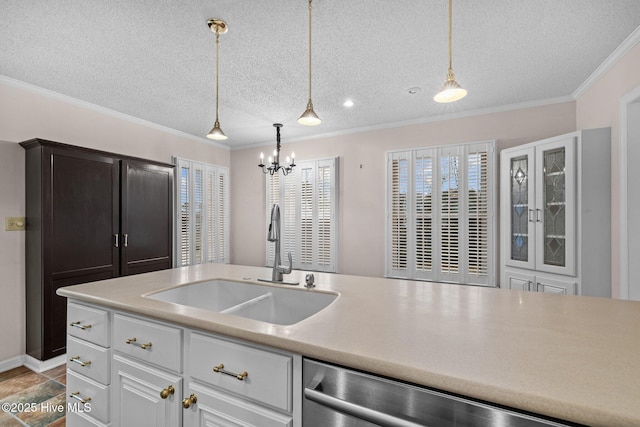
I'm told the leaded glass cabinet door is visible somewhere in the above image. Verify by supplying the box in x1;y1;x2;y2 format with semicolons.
504;147;536;270
535;137;576;276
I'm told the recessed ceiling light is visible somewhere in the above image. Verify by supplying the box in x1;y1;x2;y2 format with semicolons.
408;87;422;95
343;99;354;107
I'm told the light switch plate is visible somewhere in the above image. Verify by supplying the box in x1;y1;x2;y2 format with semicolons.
5;217;26;231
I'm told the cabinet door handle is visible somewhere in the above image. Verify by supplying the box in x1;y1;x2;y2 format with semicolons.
114;233;119;247
70;391;92;404
69;356;92;367
160;385;175;399
123;233;129;247
182;393;197;409
213;363;249;381
528;209;534;222
125;337;152;350
536;209;542;222
70;321;92;330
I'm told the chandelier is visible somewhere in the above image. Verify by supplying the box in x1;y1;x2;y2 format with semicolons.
258;124;296;176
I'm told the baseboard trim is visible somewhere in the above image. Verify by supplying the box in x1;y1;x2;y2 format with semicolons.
0;355;24;373
23;354;66;373
0;354;67;373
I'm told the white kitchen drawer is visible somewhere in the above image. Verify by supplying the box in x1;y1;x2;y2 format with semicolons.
67;369;110;425
189;332;293;412
113;313;182;372
67;336;111;385
67;302;110;347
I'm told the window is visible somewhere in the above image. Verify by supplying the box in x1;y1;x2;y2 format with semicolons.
265;157;338;272
386;141;496;286
174;157;229;266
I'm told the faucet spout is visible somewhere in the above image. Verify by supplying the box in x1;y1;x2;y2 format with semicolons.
268;204;293;283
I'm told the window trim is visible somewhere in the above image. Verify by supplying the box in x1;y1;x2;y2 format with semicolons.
385;141;497;286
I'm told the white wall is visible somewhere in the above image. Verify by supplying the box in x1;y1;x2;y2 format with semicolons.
0;78;229;363
576;42;640;298
0;141;26;365
230;102;577;277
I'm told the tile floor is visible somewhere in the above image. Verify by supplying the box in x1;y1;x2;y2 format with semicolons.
0;365;66;427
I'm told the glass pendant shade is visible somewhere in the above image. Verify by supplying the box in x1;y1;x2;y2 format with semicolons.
434;70;467;103
298;100;321;126
207;120;227;140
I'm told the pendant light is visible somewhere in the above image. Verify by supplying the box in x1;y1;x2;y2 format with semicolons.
434;0;467;103
298;0;321;126
206;18;228;140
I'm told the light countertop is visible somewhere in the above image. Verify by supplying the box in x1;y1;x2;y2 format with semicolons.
57;264;640;426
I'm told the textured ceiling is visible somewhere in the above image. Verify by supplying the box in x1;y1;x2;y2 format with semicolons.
1;1;640;148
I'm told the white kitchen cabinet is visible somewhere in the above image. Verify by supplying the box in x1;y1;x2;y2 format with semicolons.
112;354;182;427
502;269;577;295
184;382;292;427
499;128;610;297
66;301;301;427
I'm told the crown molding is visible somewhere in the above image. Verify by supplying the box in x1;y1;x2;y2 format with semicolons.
0;75;229;150
232;96;575;150
573;25;640;99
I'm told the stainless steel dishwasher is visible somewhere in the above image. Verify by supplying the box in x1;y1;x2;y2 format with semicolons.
303;359;577;427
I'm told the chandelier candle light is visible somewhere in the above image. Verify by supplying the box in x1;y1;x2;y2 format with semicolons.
206;18;228;140
259;124;296;176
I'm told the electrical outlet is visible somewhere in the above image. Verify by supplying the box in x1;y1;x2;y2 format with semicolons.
5;217;26;231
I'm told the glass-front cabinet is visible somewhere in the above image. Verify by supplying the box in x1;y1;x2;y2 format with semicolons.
507;147;535;271
503;138;575;276
500;128;611;298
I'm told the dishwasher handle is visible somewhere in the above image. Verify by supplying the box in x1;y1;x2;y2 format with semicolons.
304;385;425;427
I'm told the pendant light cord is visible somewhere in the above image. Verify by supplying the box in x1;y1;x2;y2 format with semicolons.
448;0;452;72
307;0;313;102
215;30;220;122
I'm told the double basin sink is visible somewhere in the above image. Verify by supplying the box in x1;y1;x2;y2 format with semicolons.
146;279;338;326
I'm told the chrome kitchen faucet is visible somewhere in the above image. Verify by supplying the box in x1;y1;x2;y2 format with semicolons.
260;204;297;285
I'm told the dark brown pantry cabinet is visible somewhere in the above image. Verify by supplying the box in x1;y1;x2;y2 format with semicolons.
21;139;174;361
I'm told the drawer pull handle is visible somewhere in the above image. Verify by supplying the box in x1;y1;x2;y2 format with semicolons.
125;337;153;350
70;321;92;330
182;393;197;409
160;385;175;399
213;363;249;381
69;356;92;367
70;391;92;405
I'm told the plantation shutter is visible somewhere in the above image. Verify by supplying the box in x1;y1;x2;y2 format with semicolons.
414;149;436;280
388;152;409;277
386;142;495;286
265;170;280;265
178;160;191;266
466;145;491;284
439;146;462;283
205;165;229;263
299;164;314;267
193;163;205;264
174;157;229;266
265;157;338;272
316;159;333;269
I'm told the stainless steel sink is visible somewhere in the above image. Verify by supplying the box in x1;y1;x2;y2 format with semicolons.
146;279;338;325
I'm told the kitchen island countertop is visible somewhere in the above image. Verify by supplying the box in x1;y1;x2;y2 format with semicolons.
58;264;640;426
